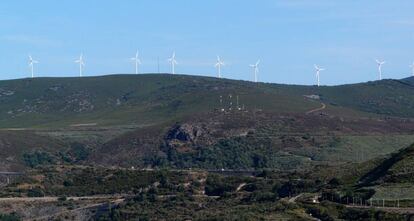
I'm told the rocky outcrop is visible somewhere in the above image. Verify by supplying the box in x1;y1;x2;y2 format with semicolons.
164;123;206;152
166;124;203;143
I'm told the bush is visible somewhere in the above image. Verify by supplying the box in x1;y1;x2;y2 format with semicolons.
23;151;55;168
0;213;20;221
58;196;67;201
248;191;277;202
69;142;90;161
307;206;334;221
204;174;234;196
27;187;45;197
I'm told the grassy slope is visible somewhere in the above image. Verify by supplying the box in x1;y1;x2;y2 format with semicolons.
349;143;414;200
1;74;414;128
2;74;414;171
0;131;68;171
0;74;321;128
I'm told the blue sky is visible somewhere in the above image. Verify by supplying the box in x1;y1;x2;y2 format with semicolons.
1;0;414;85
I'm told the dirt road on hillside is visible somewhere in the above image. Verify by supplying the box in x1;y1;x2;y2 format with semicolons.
306;103;326;115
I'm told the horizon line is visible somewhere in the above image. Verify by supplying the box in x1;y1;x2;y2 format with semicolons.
0;73;410;87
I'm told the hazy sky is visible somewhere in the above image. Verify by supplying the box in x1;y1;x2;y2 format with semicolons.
1;0;414;85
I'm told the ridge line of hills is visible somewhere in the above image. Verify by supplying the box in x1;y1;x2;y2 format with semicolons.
0;73;413;128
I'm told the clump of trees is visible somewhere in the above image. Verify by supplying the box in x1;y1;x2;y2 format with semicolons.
23;151;55;168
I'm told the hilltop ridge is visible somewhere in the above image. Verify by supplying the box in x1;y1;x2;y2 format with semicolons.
0;74;413;128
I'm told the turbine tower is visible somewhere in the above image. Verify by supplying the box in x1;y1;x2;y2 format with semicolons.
375;59;385;80
249;60;260;82
410;62;414;76
215;56;224;78
28;55;38;78
131;50;141;74
314;64;325;87
168;52;177;74
75;53;85;77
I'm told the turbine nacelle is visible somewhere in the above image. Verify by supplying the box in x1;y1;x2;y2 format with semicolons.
168;52;177;64
215;56;224;67
75;54;85;66
376;59;385;66
250;60;260;68
28;55;38;65
131;51;142;64
314;64;325;72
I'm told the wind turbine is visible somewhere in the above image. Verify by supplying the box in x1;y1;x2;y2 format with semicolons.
249;60;260;82
75;53;85;77
167;52;177;74
131;50;141;74
314;64;325;87
215;56;224;78
375;59;385;80
28;55;38;78
410;62;414;76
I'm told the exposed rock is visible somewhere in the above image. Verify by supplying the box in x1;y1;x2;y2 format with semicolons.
167;123;205;142
48;85;62;92
0;88;15;97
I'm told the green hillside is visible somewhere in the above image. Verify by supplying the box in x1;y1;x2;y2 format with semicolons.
1;74;414;128
0;74;320;128
354;143;414;202
1;74;414;171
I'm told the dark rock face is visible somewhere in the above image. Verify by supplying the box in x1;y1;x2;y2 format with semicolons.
166;124;203;142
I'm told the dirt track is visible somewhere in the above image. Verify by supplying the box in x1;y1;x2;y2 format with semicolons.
306;103;326;115
0;195;125;203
